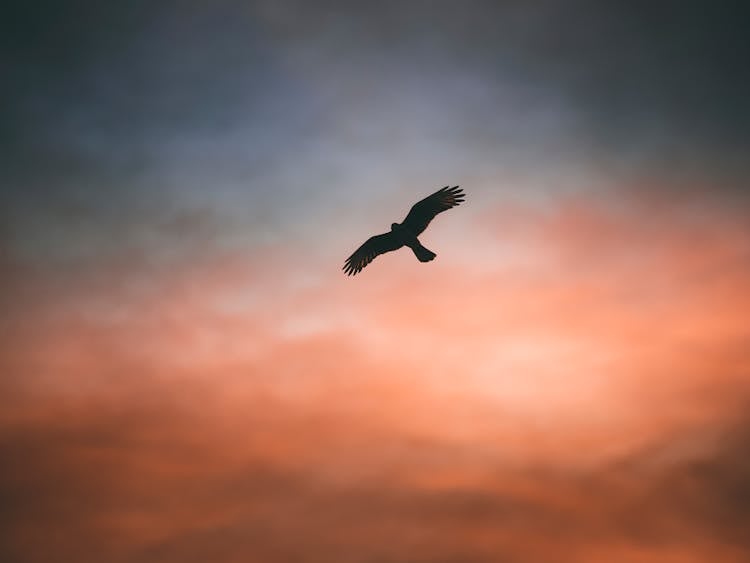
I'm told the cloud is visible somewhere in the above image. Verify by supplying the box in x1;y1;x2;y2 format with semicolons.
5;2;748;272
2;2;748;558
2;184;749;561
2;389;749;562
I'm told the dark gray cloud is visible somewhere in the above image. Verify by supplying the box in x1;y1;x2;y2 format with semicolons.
2;1;316;262
257;1;750;148
3;1;749;267
5;0;749;183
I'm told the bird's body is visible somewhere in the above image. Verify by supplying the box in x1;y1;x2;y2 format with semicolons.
391;222;437;262
343;186;464;276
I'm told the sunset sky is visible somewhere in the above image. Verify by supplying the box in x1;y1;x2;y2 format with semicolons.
2;1;750;562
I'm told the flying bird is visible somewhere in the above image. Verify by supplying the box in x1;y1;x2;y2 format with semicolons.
343;185;465;276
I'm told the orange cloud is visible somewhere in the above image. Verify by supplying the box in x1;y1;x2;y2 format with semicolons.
1;187;749;561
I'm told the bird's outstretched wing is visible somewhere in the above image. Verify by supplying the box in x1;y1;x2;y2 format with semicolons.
401;185;464;235
343;232;404;276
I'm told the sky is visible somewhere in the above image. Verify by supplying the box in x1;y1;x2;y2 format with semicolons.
2;1;750;561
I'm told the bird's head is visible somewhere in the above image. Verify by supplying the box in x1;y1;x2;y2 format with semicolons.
390;222;400;231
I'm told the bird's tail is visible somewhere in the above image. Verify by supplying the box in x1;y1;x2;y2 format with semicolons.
411;243;436;262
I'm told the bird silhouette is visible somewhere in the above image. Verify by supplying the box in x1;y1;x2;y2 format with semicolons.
343;185;465;276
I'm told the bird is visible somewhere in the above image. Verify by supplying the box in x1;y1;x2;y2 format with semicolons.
343;185;465;276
